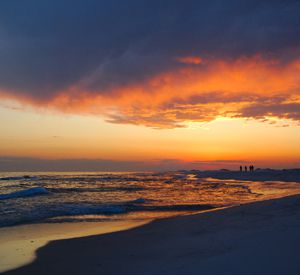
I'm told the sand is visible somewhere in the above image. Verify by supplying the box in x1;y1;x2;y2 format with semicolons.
194;169;300;182
0;221;149;273
2;194;300;275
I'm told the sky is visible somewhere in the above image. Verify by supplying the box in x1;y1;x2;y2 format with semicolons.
0;0;300;171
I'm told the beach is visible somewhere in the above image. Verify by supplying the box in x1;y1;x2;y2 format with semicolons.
1;0;300;274
0;221;149;273
3;193;300;275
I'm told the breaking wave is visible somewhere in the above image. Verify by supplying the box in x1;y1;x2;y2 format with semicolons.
0;187;49;200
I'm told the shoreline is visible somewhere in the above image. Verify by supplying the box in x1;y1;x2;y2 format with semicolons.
191;169;300;182
0;220;150;273
0;207;227;273
3;193;300;275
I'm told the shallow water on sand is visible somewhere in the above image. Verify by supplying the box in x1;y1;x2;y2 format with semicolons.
0;220;149;273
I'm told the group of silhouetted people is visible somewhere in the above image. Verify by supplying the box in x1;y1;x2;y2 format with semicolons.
240;165;254;172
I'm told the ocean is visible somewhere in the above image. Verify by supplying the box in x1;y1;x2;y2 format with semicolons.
1;171;300;227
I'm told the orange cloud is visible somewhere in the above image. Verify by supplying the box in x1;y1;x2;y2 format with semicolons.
1;55;300;128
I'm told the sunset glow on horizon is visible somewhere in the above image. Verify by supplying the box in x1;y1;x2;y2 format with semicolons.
0;1;299;171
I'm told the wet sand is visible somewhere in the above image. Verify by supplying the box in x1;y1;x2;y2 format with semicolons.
0;221;149;273
3;194;300;275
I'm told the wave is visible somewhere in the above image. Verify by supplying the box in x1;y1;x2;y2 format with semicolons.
0;176;26;181
54;203;214;216
0;175;38;181
0;200;215;227
47;186;146;193
58;204;127;215
50;199;148;217
35;203;216;224
0;204;128;227
0;187;49;200
129;204;215;212
129;198;146;204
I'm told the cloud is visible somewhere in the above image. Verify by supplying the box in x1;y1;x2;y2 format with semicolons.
238;103;300;122
0;0;300;128
176;56;203;65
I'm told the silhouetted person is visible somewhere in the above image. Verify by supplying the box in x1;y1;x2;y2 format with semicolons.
240;166;242;172
245;166;247;172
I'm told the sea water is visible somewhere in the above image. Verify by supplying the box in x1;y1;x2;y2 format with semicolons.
1;171;300;227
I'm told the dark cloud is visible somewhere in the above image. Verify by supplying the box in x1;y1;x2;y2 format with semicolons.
0;0;300;98
239;102;300;121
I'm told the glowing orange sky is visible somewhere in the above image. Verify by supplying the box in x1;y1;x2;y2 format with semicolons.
3;55;299;126
0;55;300;169
1;1;300;170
